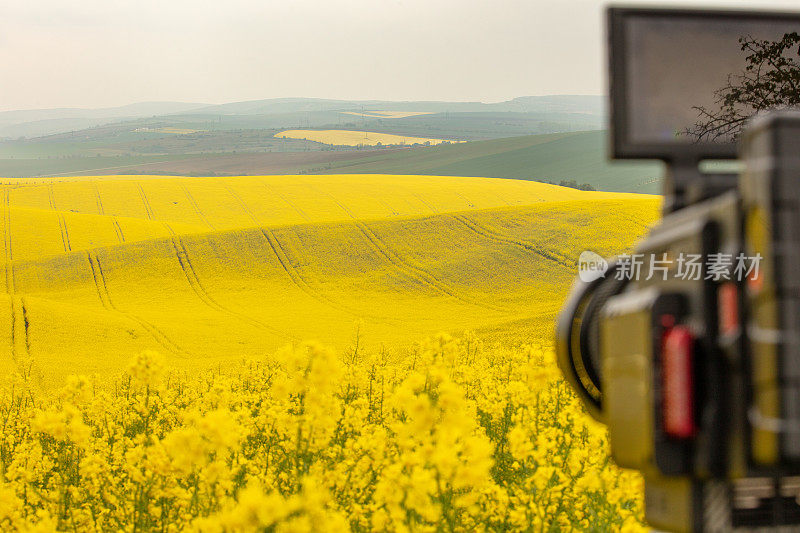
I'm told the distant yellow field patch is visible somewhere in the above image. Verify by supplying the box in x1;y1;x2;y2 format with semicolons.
275;129;462;147
341;110;434;119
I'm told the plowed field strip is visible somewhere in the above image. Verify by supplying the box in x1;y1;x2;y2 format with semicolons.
86;251;190;357
169;237;292;341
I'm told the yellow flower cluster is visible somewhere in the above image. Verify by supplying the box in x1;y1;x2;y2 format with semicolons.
0;335;645;531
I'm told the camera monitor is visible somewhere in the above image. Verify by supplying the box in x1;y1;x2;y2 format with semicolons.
609;7;800;160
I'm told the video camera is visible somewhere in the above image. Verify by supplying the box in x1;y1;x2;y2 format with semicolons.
556;6;800;532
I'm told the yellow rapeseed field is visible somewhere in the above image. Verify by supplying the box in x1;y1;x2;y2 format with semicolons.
0;173;660;531
274;130;463;147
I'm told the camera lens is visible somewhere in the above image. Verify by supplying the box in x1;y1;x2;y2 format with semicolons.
556;261;625;421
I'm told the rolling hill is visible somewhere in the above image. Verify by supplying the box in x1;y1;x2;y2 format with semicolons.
0;131;662;194
0;174;659;383
318;131;664;193
0;96;603;140
0;102;209;139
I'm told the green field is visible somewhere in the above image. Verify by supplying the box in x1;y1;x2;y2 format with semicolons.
1;131;662;193
319;131;664;193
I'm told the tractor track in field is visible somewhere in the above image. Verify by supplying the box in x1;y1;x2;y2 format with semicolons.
94;182;105;215
258;227;366;318
324;192;506;313
9;298;24;361
49;184;72;252
113;219;125;243
412;193;438;214
260;180;311;222
137;184;156;220
9;297;31;361
47;184;56;211
86;251;190;357
59;215;72;252
169;237;292;341
353;219;506;312
4;190;14;293
183;185;215;230
21;298;30;356
224;186;259;225
4;189;21;360
8;299;13;359
227;185;399;321
454;192;477;210
450;213;574;269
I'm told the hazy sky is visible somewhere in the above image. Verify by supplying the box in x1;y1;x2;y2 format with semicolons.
1;0;799;111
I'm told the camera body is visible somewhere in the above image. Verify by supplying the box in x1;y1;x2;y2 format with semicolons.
557;7;800;532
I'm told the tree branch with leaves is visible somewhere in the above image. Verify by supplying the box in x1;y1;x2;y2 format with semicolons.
684;31;800;142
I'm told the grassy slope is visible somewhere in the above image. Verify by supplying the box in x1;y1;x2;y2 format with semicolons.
0;174;660;383
0;130;663;195
318;131;664;194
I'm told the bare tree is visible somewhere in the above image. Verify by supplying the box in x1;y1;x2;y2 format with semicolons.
685;32;800;142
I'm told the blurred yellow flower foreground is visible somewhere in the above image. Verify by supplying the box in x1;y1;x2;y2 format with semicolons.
0;335;645;532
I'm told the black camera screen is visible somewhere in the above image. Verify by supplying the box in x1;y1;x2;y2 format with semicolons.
612;9;800;158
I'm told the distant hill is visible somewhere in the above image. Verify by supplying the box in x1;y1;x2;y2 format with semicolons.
188;95;604;116
0;96;603;139
0;102;208;138
316;131;663;194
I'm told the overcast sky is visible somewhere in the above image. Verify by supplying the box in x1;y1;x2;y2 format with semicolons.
1;0;798;111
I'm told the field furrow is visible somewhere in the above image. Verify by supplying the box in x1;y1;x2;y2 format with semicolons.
86;251;190;358
224;185;258;224
9;299;17;360
450;213;573;269
170;237;291;340
261;181;311;222
4;191;13;292
325;191;506;312
259;227;361;317
357;219;506;312
94;182;105;215
138;183;156;220
113;218;125;242
9;296;28;362
59;214;72;252
183;185;215;230
20;297;30;357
